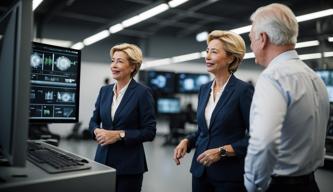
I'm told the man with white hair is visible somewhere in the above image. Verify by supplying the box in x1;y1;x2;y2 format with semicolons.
244;3;330;192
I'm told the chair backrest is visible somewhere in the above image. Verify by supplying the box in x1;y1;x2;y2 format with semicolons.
169;113;186;130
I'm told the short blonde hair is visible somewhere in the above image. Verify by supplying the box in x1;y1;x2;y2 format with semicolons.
207;30;246;73
110;43;143;77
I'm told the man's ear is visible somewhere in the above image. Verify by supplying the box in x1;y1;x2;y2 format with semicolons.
260;32;269;49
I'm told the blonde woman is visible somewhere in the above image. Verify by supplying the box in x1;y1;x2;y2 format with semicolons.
89;43;156;192
173;30;253;192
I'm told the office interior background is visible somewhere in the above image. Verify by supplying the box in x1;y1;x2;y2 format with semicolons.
1;0;333;191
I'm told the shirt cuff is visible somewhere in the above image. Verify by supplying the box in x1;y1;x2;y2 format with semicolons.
244;175;264;192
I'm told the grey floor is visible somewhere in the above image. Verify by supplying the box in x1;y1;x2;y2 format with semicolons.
59;136;333;192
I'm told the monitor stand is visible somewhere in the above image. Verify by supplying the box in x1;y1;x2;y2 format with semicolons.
29;123;60;146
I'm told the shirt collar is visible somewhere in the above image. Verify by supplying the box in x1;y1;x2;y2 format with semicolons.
113;79;132;95
268;50;299;68
210;74;232;91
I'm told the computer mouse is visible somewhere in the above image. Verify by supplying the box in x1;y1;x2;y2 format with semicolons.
80;159;89;163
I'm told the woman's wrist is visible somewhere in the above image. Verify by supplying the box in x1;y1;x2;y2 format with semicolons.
118;130;125;141
223;144;236;156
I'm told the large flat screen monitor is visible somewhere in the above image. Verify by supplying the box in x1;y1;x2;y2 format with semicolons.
29;42;81;123
140;70;176;94
177;73;210;94
157;97;181;114
0;0;32;167
316;70;333;102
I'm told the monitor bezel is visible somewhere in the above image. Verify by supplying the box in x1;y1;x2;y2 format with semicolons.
0;0;32;167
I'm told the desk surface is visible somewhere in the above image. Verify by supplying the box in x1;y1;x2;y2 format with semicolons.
0;154;116;192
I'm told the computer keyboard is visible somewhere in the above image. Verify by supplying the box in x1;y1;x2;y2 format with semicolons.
27;140;91;174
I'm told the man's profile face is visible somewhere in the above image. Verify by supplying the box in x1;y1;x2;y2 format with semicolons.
249;25;265;67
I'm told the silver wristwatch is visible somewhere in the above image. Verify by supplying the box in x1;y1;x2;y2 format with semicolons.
219;146;227;157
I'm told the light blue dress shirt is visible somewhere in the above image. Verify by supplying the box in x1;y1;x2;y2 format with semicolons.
244;50;330;192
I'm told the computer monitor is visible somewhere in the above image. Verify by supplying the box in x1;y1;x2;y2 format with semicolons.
177;73;210;94
0;0;32;167
140;70;176;94
29;42;81;123
316;70;333;102
157;97;181;114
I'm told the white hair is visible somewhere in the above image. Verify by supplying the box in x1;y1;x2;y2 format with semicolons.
250;3;298;45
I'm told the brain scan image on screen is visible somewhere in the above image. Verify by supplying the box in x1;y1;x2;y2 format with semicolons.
30;53;42;68
57;92;75;103
184;78;195;90
197;75;210;86
178;73;210;93
56;56;71;71
151;75;167;88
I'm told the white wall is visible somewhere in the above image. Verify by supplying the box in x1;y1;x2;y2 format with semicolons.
49;60;262;137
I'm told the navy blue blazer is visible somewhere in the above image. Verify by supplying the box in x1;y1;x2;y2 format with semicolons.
187;75;253;181
89;79;156;175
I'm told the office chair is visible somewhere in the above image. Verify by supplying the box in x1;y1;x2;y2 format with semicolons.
163;112;187;146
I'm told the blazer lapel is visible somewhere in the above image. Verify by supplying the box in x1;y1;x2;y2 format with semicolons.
208;75;236;129
105;85;114;126
198;82;212;130
113;79;137;122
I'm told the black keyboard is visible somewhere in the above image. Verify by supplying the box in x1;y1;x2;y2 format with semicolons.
27;140;91;174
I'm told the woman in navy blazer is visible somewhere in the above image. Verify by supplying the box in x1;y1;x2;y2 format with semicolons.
89;43;156;192
173;30;253;192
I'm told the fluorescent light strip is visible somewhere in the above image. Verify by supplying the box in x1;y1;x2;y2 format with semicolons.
172;52;202;63
329;37;333;42
140;3;169;20
324;52;333;57
71;42;85;50
34;38;72;47
109;24;124;33
122;16;145;27
196;31;208;42
296;9;333;22
200;51;207;57
244;52;255;59
142;58;172;69
168;0;189;8
295;40;319;48
33;0;43;11
83;30;110;46
122;3;169;27
299;53;322;60
230;25;252;35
